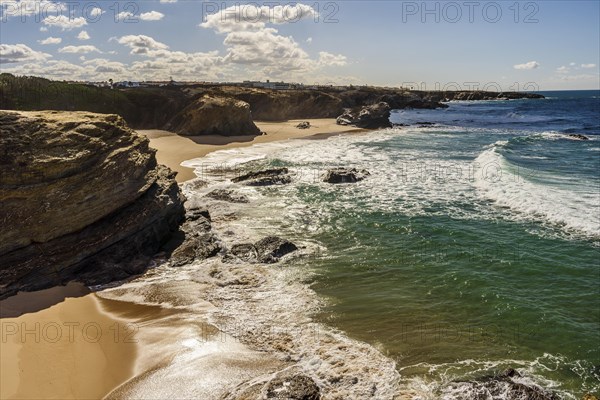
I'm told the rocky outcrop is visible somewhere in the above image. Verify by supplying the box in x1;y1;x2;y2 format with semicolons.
0;111;185;299
232;168;292;186
215;86;345;121
223;370;321;400
1;75;544;132
205;189;249;203
168;202;221;267
323;168;370;184
420;90;545;102
567;133;590;140
225;236;298;264
167;95;261;136
447;368;559;400
336;102;392;129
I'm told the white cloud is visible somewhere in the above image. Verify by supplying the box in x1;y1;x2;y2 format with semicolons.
318;52;347;67
199;3;346;80
116;11;135;21
0;43;51;63
38;36;62;45
556;66;569;74
306;37;313;43
117;35;169;54
581;64;597;69
58;45;101;54
140;11;164;21
160;0;177;2
200;3;318;33
89;7;103;17
514;61;539;70
42;15;87;30
77;30;90;40
83;58;127;74
569;62;576;66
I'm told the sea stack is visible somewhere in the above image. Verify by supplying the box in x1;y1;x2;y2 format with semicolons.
0;111;185;299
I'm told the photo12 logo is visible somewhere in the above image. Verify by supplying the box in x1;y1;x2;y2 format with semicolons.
400;1;540;23
200;1;340;24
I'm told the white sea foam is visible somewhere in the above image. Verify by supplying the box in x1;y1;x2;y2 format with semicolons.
474;141;600;240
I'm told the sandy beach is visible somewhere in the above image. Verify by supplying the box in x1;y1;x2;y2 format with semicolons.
140;119;368;182
0;291;137;400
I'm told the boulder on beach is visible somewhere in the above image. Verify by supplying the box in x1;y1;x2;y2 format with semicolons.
296;121;311;129
0;111;185;299
336;102;392;129
323;168;370;184
231;167;292;186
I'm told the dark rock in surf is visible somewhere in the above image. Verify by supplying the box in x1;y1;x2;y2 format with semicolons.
567;134;590;141
205;189;250;203
254;236;298;264
225;236;298;264
222;371;321;400
232;168;292;186
449;368;559;400
323;168;370;184
228;243;258;263
265;374;321;399
168;206;220;267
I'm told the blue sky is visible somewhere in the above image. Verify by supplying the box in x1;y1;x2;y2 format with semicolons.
1;0;599;90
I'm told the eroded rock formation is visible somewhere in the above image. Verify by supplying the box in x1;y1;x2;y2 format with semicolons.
0;111;185;299
167;95;261;136
336;102;392;129
323;168;371;184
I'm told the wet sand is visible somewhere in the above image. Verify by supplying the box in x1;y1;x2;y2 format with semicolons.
0;293;137;400
139;119;368;182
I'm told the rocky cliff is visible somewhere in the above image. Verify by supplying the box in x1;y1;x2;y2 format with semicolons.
0;111;185;299
0;74;545;132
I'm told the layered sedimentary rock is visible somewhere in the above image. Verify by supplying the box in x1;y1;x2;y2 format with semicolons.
0;111;185;299
166;95;261;136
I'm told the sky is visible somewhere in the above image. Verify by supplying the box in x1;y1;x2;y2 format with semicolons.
0;0;599;90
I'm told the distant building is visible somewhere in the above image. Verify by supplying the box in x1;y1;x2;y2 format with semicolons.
115;81;140;88
241;80;302;90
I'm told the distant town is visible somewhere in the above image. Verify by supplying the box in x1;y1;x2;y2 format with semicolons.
75;78;403;91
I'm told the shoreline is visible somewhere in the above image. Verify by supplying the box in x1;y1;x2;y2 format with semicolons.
0;119;375;400
139;118;370;183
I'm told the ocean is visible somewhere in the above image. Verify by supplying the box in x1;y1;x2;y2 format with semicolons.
102;90;599;398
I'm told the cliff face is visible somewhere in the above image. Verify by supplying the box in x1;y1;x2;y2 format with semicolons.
0;75;544;132
215;87;345;121
0;111;185;299
166;95;261;136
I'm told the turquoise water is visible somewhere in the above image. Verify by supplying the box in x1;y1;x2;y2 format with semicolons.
200;91;599;398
